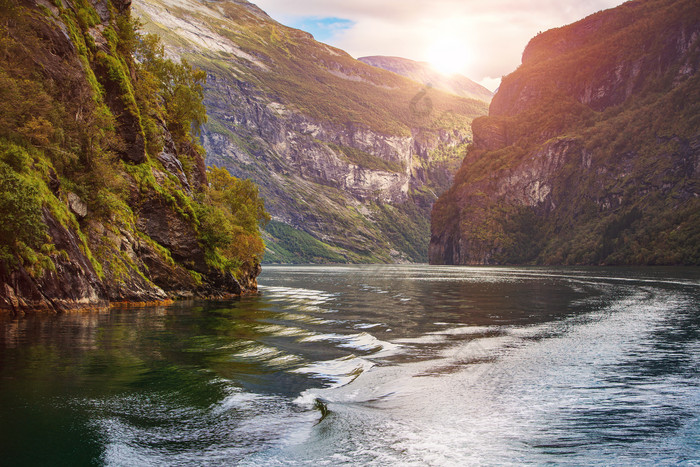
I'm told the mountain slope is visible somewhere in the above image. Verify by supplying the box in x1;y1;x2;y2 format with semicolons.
430;0;700;266
0;0;265;312
134;0;488;263
358;56;493;103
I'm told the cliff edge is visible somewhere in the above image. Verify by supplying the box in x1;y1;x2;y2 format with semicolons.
430;0;700;265
0;0;266;313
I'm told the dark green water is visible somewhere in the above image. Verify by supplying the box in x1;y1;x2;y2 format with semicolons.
1;266;699;465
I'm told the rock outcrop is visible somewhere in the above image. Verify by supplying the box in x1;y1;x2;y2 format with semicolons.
430;0;700;266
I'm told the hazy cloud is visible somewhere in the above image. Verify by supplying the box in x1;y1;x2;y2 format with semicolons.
254;0;625;90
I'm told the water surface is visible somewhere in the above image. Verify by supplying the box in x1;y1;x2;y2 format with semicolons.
1;266;699;465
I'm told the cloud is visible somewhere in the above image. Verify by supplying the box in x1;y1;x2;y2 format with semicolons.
254;0;625;90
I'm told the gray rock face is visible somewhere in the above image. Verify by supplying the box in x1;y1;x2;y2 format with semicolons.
0;209;109;312
67;192;88;219
204;85;425;202
136;197;207;271
428;138;584;265
157;129;192;194
201;82;471;261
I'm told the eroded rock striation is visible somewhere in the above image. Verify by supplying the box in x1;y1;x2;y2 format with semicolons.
430;0;700;265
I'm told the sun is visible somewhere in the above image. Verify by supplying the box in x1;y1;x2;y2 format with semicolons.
426;38;471;76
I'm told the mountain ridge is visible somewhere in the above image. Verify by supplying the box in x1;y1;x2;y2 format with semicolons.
358;55;493;103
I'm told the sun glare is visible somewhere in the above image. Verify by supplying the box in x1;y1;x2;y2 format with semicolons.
427;38;471;76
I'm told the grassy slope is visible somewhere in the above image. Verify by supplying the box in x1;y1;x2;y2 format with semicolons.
136;0;486;137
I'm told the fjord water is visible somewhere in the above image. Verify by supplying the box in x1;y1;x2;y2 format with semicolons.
1;266;699;465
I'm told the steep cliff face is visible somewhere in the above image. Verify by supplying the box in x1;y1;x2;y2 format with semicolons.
430;0;700;266
0;0;262;313
358;56;493;103
134;0;488;263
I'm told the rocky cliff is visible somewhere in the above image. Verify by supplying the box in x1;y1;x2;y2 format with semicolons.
358;56;493;103
430;0;700;265
0;0;263;313
133;0;488;263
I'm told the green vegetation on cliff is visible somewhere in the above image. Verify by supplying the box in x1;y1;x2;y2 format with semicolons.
431;0;700;266
0;0;268;311
264;221;346;264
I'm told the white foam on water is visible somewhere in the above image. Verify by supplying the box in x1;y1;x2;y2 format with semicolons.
213;387;272;414
339;332;400;355
230;343;283;360
428;325;501;336
254;323;314;338
292;354;375;396
227;343;304;369
353;322;383;330
391;334;447;345
259;286;337;304
297;331;400;357
276;312;334;325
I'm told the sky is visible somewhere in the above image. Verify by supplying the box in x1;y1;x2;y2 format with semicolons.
254;0;626;91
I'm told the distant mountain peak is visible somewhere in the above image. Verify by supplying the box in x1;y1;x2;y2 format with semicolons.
358;55;493;103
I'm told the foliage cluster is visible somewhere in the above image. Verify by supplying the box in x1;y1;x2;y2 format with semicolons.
134;33;207;143
0;159;45;265
198;167;269;272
